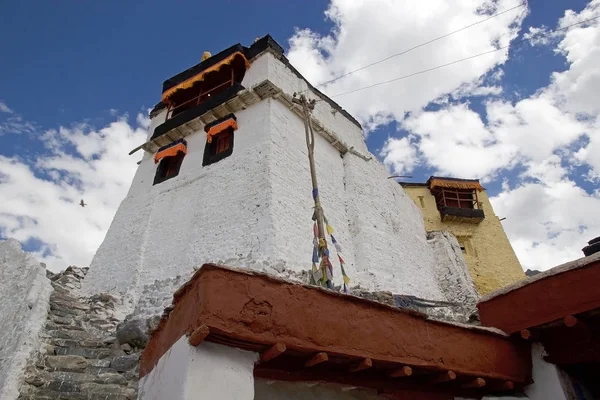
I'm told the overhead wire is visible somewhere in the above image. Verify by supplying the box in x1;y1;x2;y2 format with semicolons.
325;15;600;99
305;2;528;92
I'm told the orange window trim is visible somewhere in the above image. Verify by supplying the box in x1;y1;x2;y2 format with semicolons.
154;143;187;164
207;119;237;143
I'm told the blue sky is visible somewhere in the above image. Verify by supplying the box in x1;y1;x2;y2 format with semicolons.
1;0;599;271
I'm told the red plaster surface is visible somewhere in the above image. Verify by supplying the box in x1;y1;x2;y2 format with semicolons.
141;265;531;387
478;260;600;334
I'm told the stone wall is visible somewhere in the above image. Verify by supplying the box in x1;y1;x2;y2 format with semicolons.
17;266;142;400
427;231;479;321
0;239;53;400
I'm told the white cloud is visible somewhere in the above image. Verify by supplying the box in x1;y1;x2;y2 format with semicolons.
287;0;528;128
381;0;600;270
492;179;600;270
0;114;147;271
0;100;13;114
380;136;419;175
524;26;557;46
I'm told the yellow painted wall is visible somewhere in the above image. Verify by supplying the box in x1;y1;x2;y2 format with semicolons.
402;186;525;295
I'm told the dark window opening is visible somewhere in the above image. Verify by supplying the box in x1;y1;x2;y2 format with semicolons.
432;188;479;212
166;58;247;120
203;128;234;166
154;151;185;185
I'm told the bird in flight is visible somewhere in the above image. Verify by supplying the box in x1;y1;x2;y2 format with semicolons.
80;199;87;208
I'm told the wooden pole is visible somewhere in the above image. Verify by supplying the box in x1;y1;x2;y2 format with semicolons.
188;324;210;346
564;315;578;328
349;358;373;373
429;371;456;384
293;94;328;286
389;366;413;378
461;378;486;389
261;343;287;362
520;329;536;340
305;352;328;367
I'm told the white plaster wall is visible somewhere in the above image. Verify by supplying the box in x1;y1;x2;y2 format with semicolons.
427;231;479;313
343;155;445;298
84;100;275;300
0;239;53;400
525;343;568;400
261;52;368;153
139;338;257;400
85;51;451;306
266;99;356;283
255;380;381;400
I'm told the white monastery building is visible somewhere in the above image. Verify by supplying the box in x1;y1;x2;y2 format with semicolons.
83;35;475;314
3;35;597;400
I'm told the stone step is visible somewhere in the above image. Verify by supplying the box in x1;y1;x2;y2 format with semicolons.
46;355;88;371
20;388;131;400
46;329;99;341
54;347;114;359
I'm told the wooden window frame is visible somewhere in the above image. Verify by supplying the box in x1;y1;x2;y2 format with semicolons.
153;151;185;185
432;187;479;211
202;128;234;166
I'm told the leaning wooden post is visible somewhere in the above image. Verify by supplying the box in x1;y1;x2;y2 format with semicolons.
293;93;330;287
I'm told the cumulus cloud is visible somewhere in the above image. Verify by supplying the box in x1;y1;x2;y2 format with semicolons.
0;107;147;271
381;136;419;175
287;0;528;128
381;0;600;269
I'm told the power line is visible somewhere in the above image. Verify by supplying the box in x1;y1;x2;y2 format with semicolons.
327;15;600;99
310;2;527;90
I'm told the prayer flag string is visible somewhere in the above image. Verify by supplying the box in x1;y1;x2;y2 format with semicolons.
309;206;350;292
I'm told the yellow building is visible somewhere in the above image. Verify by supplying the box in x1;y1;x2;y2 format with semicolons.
401;176;524;295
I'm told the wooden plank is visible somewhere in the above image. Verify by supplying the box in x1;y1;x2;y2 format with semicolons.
260;343;286;362
349;358;372;373
188;324;209;346
305;352;328;367
388;366;412;378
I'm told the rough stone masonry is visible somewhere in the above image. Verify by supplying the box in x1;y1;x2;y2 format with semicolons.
17;266;144;400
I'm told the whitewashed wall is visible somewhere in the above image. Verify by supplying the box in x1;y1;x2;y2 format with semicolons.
0;239;52;400
84;50;451;307
139;339;257;400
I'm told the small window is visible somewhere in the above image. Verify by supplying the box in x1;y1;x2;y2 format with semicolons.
203;128;234;166
154;152;185;185
457;237;468;254
418;196;425;208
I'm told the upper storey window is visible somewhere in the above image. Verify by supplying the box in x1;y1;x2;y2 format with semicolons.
432;188;477;210
202;115;237;166
427;177;485;223
161;52;249;120
153;140;187;185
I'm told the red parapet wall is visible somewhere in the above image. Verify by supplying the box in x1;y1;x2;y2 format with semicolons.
141;264;531;392
478;259;600;334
